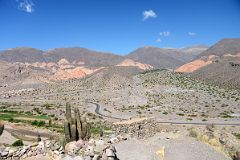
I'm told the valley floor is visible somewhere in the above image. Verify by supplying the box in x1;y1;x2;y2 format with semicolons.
0;69;239;160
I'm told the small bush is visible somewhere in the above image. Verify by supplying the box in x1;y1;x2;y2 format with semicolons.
233;133;240;139
199;134;209;143
177;113;184;116
12;140;24;146
189;128;198;138
31;120;46;127
209;138;221;147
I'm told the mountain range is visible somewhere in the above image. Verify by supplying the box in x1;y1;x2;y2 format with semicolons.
0;38;240;90
0;45;206;88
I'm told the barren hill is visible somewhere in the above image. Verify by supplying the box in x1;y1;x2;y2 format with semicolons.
190;59;240;90
176;39;240;73
127;46;207;69
0;48;45;63
43;47;125;67
0;47;125;67
176;38;240;89
196;38;240;59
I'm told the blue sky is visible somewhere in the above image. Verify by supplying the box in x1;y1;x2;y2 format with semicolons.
0;0;240;54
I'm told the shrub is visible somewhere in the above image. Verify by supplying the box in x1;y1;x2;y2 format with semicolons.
12;140;24;146
233;133;240;139
31;120;46;127
177;113;184;116
189;128;198;138
209;138;221;147
199;134;209;143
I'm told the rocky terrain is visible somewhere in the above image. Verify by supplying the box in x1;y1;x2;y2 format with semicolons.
176;38;240;89
0;40;239;160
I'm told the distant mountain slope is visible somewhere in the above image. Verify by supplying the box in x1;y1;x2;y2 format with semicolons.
0;46;207;69
0;61;51;91
0;47;125;67
43;48;125;67
196;38;240;59
127;46;207;69
179;45;208;61
0;48;45;63
0;47;153;90
175;38;240;90
176;38;240;73
190;60;240;90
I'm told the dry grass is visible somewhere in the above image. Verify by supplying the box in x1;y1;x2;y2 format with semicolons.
188;127;198;138
188;127;229;158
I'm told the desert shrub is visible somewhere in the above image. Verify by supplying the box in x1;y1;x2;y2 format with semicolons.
12;140;24;146
189;128;198;138
209;138;221;147
199;134;209;143
177;113;184;116
233;133;240;139
8;118;20;123
31;120;46;127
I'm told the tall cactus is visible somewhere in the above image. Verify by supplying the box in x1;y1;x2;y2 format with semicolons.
64;102;91;143
0;120;4;136
66;102;72;121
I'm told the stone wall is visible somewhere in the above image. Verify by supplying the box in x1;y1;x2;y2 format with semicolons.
113;119;161;138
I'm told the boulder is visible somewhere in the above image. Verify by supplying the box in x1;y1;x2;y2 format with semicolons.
94;140;105;153
73;156;84;160
65;141;83;155
0;151;8;157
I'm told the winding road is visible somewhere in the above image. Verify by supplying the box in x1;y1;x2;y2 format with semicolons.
89;102;128;120
90;102;240;126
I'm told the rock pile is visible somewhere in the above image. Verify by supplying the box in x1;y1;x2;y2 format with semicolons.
0;135;126;160
0;140;63;159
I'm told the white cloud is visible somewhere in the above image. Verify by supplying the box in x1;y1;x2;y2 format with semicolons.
16;0;34;13
156;38;162;43
159;31;171;37
142;10;157;21
188;32;197;36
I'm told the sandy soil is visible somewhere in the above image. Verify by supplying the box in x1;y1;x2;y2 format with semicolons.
115;133;231;160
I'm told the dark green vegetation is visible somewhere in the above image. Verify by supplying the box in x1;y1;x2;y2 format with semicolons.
12;140;24;146
31;120;46;127
0;110;49;121
233;133;240;140
0;109;49;124
0;108;64;133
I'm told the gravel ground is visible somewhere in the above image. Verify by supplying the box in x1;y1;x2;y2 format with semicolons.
115;133;231;160
0;130;17;145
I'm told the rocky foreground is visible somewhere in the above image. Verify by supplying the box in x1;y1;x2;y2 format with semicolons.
0;134;128;160
1;118;240;160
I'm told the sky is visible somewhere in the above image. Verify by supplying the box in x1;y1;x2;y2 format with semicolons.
0;0;240;54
